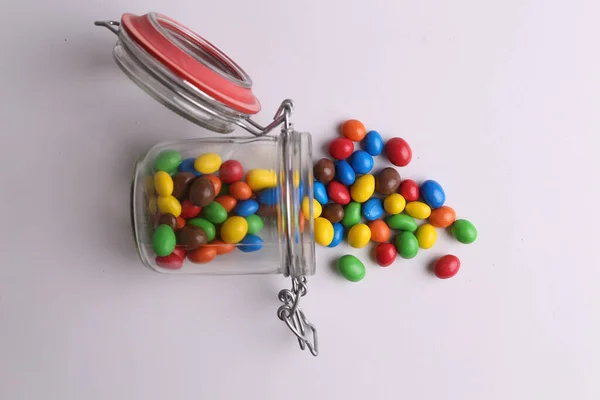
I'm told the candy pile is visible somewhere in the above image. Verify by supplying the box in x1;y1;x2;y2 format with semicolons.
310;119;477;281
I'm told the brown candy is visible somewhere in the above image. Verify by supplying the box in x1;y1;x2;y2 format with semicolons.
188;176;216;207
256;204;277;217
175;225;208;251
172;172;196;201
321;204;344;223
158;213;177;230
375;167;401;195
314;158;335;184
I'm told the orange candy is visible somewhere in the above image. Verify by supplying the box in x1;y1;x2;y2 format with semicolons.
209;240;236;255
368;219;391;243
187;246;218;263
299;211;305;232
205;174;222;196
215;195;237;212
229;181;252;200
175;216;186;230
341;119;367;142
428;206;456;228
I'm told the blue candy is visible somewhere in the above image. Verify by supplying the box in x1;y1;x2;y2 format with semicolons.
335;160;356;186
362;130;384;156
178;157;202;176
256;188;279;205
234;199;259;216
420;180;446;209
238;234;264;252
313;182;329;204
297;181;305;200
349;150;374;174
362;197;384;221
328;223;344;248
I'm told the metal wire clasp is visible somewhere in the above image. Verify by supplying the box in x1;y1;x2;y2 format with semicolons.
277;276;318;356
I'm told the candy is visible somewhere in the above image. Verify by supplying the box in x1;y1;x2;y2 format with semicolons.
176;225;208;251
158;213;177;230
428;206;456;228
194;153;222;174
451;219;477;244
203;202;228;224
399;179;419;202
219;184;229;196
257;204;277;217
219;160;244;183
234;199;259;217
172;172;195;201
341;202;361;229
245;214;264;235
328;137;354;160
215;195;237;213
314;217;334;246
175;217;186;229
327;181;351;205
362;130;384;156
375;167;401;195
229;181;252;200
434;255;460;279
221;216;249;244
335;160;356;186
188;176;216;207
246;169;277;191
314;158;336;184
187;246;218;263
313;182;329;204
405;201;431;220
322;203;344;223
337;255;366;282
180;200;201;219
156;253;184;269
386;214;417;232
362;198;384;221
157;195;182;217
172;247;187;260
154;150;182;172
347;223;371;248
341;119;367;141
420;180;445;209
152;224;176;256
350;174;375;203
302;197;321;220
239;234;264;252
375;243;396;267
328;223;344;248
187;218;216;241
383;193;406;215
395;231;419;259
415;223;436;249
256;188;279;205
154;171;174;197
205;175;222;196
368;219;391;243
384;137;412;167
348;150;374;174
178;157;201;176
210;240;236;255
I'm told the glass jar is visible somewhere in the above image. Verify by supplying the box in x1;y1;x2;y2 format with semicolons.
96;12;318;355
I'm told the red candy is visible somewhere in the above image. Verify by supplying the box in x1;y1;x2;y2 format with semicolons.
399;179;419;202
327;181;351;205
328;138;354;160
155;253;184;269
219;160;244;183
385;137;412;167
375;243;396;267
434;254;461;279
180;200;201;219
172;247;187;259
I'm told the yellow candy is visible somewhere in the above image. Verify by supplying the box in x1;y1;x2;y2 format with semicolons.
154;171;174;197
350;174;375;203
314;217;334;246
347;223;371;248
157;195;181;217
246;169;277;192
294;170;300;187
416;223;437;249
302;197;321;220
383;193;406;215
147;196;158;214
221;216;248;244
405;201;431;220
194;153;222;174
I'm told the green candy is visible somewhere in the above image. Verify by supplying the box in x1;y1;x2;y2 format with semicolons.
203;202;228;224
187;218;216;241
342;202;361;229
337;255;366;282
386;214;417;232
451;219;477;244
219;184;230;196
152;224;176;256
246;214;264;235
153;150;182;172
395;231;419;259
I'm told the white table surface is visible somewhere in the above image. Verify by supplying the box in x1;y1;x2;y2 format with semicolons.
1;0;599;399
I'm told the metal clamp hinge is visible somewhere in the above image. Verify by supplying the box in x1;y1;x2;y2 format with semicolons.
277;276;318;356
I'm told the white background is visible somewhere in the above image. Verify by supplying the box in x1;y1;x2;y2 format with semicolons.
1;0;599;399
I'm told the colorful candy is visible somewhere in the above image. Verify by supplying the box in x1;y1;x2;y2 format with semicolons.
180;200;201;219
405;201;432;220
335;160;356;186
347;223;371;248
337;255;366;282
229;181;252;200
395;231;419;259
178;157;201;176
341;202;361;229
384;137;412;167
398;179;419;202
187;218;216;241
362;130;384;156
187;246;218;263
210;240;236;255
154;171;174;197
314;217;334;246
368;219;391;243
362;197;384;221
157;195;182;217
302;197;321;219
238;234;264;252
256;187;279;205
152;224;177;256
203;202;228;224
172;172;195;201
205;174;222;196
314;158;336;184
322;203;344;223
348;150;374;174
219;160;244;183
188;176;216;207
328;137;354;160
341;119;367;141
383;193;406;215
234;199;259;217
327;181;351;205
313;182;329;204
221;216;248;244
246;169;277;192
420;180;445;209
434;255;460;279
154;150;182;172
350;174;375;203
158;213;177;230
328;223;344;248
215;195;237;213
245;214;264;235
386;214;417;232
176;225;208;251
156;253;184;269
375;167;401;195
429;205;456;228
415;223;436;249
375;243;396;267
194;153;222;174
451;219;477;244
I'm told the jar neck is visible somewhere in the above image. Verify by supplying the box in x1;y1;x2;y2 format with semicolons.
277;130;315;278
